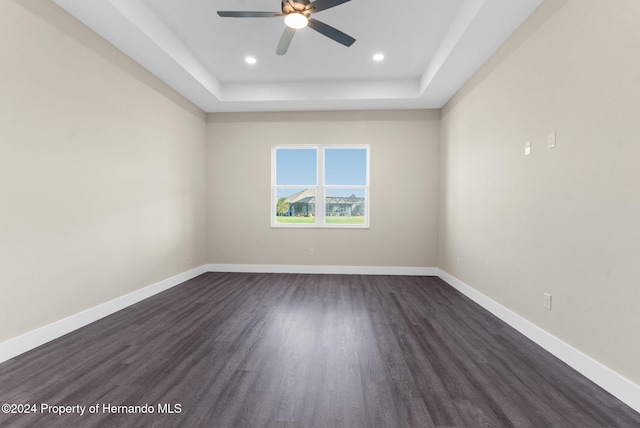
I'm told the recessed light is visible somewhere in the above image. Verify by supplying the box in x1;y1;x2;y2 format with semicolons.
245;56;257;64
373;53;385;62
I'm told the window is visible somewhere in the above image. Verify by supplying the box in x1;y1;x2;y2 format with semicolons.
272;145;369;228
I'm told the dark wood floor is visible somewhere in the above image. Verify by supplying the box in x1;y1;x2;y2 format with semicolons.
0;273;638;428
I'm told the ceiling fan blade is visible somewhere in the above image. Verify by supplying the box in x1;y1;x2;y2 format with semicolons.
217;11;283;18
306;0;351;13
307;18;355;47
276;27;296;55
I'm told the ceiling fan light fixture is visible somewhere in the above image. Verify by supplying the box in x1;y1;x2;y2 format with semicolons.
285;12;308;29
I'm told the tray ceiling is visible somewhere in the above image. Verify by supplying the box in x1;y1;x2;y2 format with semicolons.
52;0;543;112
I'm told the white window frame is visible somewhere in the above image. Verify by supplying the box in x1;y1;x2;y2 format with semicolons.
271;145;370;228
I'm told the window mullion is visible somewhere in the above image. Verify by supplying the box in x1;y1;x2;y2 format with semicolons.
317;147;325;225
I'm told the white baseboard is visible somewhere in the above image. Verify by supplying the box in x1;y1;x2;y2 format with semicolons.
437;269;640;414
207;263;437;276
0;264;208;364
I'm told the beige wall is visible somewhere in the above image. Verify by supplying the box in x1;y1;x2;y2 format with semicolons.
440;0;640;384
207;110;440;268
0;0;208;342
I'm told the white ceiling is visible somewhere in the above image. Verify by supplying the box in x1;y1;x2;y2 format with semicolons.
52;0;543;113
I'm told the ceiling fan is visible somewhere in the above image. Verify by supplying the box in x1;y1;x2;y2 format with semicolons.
217;0;356;55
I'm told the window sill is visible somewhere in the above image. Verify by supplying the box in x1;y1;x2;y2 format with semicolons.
271;224;370;229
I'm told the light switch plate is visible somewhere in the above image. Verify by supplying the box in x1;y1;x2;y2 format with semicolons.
547;131;556;148
525;141;532;156
544;292;552;310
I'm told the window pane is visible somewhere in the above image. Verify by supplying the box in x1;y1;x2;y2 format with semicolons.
325;188;365;225
276;148;317;185
275;188;316;224
324;148;366;185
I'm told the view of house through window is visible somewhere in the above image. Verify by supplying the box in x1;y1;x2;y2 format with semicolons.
272;146;369;227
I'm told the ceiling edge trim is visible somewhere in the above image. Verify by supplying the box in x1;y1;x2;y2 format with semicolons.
419;0;486;96
107;0;222;98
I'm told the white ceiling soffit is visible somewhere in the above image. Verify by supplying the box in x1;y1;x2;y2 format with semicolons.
52;0;543;113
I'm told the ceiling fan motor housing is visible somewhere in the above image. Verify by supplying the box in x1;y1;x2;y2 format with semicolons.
282;0;311;16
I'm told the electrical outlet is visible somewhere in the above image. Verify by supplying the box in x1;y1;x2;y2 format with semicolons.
543;293;552;310
308;248;314;256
